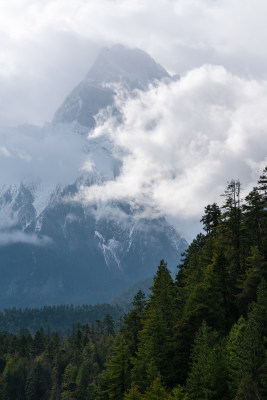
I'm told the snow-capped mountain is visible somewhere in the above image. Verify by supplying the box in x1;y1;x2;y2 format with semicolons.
53;44;171;128
0;45;187;308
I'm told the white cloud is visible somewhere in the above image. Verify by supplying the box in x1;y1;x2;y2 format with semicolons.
0;146;12;158
1;1;267;241
79;65;267;229
1;0;267;125
0;230;52;247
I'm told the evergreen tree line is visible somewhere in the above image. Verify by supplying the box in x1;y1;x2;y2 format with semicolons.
0;304;123;336
0;315;117;399
1;168;267;399
95;168;267;400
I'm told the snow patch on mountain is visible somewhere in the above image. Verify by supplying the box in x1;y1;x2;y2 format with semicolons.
0;45;188;306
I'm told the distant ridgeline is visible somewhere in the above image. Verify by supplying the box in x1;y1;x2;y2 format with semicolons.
0;168;267;399
0;303;123;336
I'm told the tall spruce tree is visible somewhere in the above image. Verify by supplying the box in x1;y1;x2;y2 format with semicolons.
227;280;267;399
131;261;177;389
200;203;221;235
97;291;147;399
186;322;228;400
221;179;243;281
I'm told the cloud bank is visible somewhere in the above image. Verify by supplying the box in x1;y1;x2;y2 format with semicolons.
0;204;52;247
79;65;267;229
0;231;52;247
1;0;267;125
2;1;267;239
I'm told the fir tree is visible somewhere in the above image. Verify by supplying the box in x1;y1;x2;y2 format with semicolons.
186;322;228;400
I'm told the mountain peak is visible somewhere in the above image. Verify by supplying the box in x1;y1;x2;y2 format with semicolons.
53;44;170;127
86;44;170;88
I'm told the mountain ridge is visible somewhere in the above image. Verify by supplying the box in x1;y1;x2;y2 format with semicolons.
0;45;187;308
53;44;171;128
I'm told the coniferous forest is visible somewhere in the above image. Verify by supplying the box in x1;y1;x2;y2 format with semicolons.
1;169;267;399
0;304;123;336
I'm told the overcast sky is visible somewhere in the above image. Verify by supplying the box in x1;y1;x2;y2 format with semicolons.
1;0;267;126
1;0;267;240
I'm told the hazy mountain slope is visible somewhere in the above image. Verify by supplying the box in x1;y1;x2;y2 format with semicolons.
0;45;187;308
53;44;171;128
0;180;187;307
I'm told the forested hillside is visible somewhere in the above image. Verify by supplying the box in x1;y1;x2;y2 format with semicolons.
1;168;267;399
0;304;123;336
0;318;116;399
95;169;267;399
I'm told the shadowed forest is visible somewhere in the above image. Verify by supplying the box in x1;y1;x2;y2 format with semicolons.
1;168;267;399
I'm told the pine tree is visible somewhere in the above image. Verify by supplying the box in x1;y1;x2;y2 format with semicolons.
25;361;47;400
131;261;177;389
122;290;146;356
226;316;246;397
237;245;267;315
256;167;267;259
144;375;169;400
168;385;189;400
172;304;212;385
1;357;27;400
61;363;78;397
221;179;243;281
97;334;131;400
243;188;264;249
97;291;147;399
176;234;206;300
200;203;221;235
227;280;267;399
186;322;228;400
257;166;267;202
103;314;115;336
123;384;143;400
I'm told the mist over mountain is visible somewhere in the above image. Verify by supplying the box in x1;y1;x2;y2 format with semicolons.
0;45;187;308
53;44;171;128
